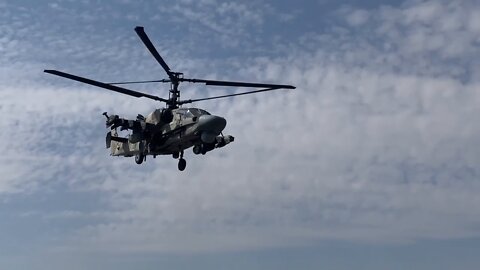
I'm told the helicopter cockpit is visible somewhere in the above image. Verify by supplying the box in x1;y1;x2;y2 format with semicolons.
177;108;211;118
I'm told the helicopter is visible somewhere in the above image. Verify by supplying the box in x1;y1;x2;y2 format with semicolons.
44;26;295;171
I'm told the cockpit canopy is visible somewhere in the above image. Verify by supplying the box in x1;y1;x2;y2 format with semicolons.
176;108;211;118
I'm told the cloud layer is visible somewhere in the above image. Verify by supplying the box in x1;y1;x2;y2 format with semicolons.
1;0;480;258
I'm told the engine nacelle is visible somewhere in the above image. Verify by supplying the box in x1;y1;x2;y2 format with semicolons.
160;109;173;123
145;109;173;125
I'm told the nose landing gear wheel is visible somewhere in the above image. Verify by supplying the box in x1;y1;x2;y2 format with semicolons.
178;158;186;171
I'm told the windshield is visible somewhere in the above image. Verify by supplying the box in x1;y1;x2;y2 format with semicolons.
176;108;211;118
188;108;210;116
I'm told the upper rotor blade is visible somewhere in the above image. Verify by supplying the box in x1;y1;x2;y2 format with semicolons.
44;70;168;102
134;26;174;81
181;78;296;89
179;87;290;104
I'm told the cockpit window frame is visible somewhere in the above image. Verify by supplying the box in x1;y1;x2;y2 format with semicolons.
188;108;211;116
177;108;211;118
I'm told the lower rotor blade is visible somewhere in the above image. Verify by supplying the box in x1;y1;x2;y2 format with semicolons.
181;78;296;89
107;79;171;85
180;87;290;104
44;70;167;102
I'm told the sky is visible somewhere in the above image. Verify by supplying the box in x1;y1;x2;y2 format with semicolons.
1;0;480;269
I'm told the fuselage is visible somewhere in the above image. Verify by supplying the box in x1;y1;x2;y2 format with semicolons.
142;107;227;155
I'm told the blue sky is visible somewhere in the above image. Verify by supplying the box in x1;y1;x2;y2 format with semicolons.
1;0;480;269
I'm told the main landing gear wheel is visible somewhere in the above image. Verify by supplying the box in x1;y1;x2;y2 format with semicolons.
178;158;186;171
135;154;144;164
177;150;186;171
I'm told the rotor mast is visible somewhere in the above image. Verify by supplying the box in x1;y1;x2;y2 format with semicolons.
168;72;183;109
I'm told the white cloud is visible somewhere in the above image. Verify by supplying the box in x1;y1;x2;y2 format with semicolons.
151;0;273;49
345;9;370;26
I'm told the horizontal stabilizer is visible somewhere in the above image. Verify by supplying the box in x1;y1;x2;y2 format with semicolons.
111;136;128;143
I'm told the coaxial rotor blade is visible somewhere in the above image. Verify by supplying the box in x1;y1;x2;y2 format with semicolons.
44;70;168;102
107;79;171;85
180;78;296;89
134;26;174;81
179;87;292;104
